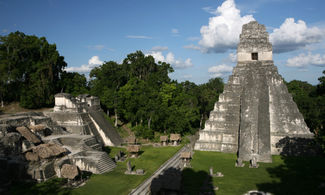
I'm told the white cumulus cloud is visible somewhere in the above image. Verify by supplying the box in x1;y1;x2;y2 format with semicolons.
286;52;325;67
208;64;233;77
146;51;193;69
198;0;255;53
195;1;325;54
66;56;103;73
147;51;165;62
270;18;325;53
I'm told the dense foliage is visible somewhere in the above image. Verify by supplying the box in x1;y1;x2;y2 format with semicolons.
0;31;89;108
0;31;66;108
89;51;223;138
286;71;325;152
59;71;89;96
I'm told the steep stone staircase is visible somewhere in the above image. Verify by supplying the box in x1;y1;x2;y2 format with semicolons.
80;113;97;135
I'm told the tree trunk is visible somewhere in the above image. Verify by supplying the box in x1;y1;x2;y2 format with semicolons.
107;110;109;116
200;114;204;129
1;99;3;108
114;108;118;127
148;116;152;129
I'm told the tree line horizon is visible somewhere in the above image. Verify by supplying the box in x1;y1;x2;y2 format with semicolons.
0;31;324;152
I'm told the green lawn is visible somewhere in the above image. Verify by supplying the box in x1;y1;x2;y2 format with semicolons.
10;145;181;195
10;148;325;195
182;151;325;195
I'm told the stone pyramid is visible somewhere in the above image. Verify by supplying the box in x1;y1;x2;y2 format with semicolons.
194;21;313;162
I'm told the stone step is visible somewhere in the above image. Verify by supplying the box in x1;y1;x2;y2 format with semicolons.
97;163;115;171
98;163;115;169
96;153;116;174
97;164;115;173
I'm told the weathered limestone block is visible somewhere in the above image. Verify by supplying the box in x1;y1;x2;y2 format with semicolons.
61;164;79;179
32;143;66;159
25;152;39;161
16;126;41;144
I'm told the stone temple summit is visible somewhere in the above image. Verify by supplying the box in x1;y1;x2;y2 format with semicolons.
194;21;313;163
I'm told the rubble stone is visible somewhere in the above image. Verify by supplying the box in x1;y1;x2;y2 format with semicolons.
61;164;79;179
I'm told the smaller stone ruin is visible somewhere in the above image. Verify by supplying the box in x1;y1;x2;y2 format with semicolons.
209;167;224;178
124;160;145;175
160;136;168;146
127;145;141;158
180;152;192;168
170;134;181;146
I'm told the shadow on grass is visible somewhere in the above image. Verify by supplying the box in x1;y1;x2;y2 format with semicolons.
257;155;325;195
257;137;324;194
150;167;182;194
181;168;215;195
10;178;71;195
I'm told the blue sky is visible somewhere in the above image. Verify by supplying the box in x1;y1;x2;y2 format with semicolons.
1;0;325;85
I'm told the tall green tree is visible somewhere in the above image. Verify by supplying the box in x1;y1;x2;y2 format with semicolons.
59;71;88;96
315;71;325;152
286;73;325;153
286;80;318;132
90;61;127;126
197;77;224;128
0;31;67;108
